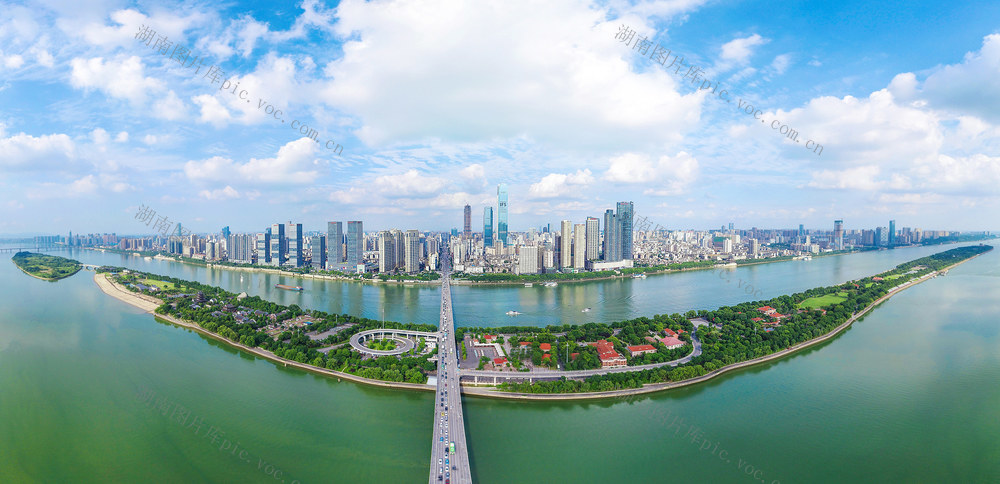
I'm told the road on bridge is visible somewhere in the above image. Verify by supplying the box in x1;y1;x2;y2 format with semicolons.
428;249;473;484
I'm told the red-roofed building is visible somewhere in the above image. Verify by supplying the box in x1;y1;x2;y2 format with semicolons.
592;340;626;368
872;277;884;281
664;328;678;338
519;341;531;346
492;357;507;366
659;336;684;349
627;344;657;357
752;317;764;322
542;354;551;360
757;306;777;315
484;334;496;342
539;343;551;352
570;352;579;360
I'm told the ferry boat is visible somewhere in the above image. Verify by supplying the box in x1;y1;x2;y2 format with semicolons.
274;284;304;291
632;273;647;279
524;283;533;287
506;310;521;316
582;307;592;313
543;281;558;287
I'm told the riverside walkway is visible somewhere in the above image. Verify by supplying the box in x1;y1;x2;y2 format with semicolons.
428;251;472;484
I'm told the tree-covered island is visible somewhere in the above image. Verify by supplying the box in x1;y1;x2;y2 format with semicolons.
12;252;83;281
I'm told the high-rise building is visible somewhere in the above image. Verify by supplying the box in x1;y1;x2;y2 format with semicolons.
834;220;844;250
230;234;254;263
798;224;805;243
310;235;326;269
560;220;572;269
256;229;271;264
463;205;472;238
284;222;303;267
346;221;363;269
573;223;586;268
221;226;231;241
603;209;620;262
404;230;421;273
497;183;508;245
617;201;633;260
392;229;405;270
269;223;285;266
483;207;494;248
327;222;343;265
517;245;539;274
889;220;896;247
876;226;889;247
728;222;734;232
378;231;396;273
585;217;600;262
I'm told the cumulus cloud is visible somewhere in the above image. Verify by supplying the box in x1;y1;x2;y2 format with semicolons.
321;0;702;149
0;132;76;171
70;55;165;104
184;137;322;185
604;151;699;195
528;169;595;199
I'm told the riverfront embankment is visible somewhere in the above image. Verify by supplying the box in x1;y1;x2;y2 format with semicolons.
93;272;436;393
461;251;986;401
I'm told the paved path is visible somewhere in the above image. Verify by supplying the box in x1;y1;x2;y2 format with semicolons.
428;252;472;484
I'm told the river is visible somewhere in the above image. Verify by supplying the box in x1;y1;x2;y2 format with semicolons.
1;244;997;482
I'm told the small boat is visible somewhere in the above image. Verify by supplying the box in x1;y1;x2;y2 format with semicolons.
274;284;304;291
582;308;592;313
632;274;647;279
506;310;521;316
543;282;558;287
524;283;533;287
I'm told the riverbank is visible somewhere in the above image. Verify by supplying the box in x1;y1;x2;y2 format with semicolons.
92;272;436;393
461;250;987;401
11;252;82;282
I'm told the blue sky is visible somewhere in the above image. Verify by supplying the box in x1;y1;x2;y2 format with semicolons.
1;0;998;236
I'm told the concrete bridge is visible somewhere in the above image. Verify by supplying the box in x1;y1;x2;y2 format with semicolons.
428;251;472;484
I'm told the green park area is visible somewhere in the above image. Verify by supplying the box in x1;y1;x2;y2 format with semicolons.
797;292;849;309
140;278;178;290
12;252;82;281
366;338;399;351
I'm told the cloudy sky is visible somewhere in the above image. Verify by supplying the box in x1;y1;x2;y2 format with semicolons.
1;0;999;236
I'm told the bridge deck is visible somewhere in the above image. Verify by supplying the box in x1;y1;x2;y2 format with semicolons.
428;256;472;484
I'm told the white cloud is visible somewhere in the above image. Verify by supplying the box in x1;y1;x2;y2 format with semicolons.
528;169;594;199
199;185;242;200
2;54;24;69
192;94;233;126
373;170;448;198
0;132;76;171
115;131;129;143
184;137;322;185
322;0;703;149
70;55;165;104
769;54;791;75
717;34;768;71
604;151;699;195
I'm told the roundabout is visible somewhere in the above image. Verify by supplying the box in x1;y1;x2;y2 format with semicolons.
350;328;438;356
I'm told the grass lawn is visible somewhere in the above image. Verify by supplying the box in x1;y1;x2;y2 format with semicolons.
884;274;904;280
140;278;178;290
798;292;848;309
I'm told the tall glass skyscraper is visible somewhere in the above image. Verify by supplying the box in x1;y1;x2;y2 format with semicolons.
497;183;508;245
603;209;620;262
617;201;634;260
327;221;343;264
888;219;896;247
483;207;494;247
346;221;363;269
463;205;471;238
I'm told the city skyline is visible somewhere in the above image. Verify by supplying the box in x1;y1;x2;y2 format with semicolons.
2;1;999;235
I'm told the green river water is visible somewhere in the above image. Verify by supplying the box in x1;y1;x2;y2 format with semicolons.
1;244;998;482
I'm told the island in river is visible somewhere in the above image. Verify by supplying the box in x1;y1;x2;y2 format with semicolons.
11;251;82;281
92;245;991;399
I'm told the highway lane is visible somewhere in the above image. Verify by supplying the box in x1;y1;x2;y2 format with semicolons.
428;251;473;484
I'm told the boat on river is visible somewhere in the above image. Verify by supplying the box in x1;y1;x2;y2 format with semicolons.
506;310;521;316
275;284;304;291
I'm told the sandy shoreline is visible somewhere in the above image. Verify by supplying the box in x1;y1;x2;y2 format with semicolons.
92;250;986;401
